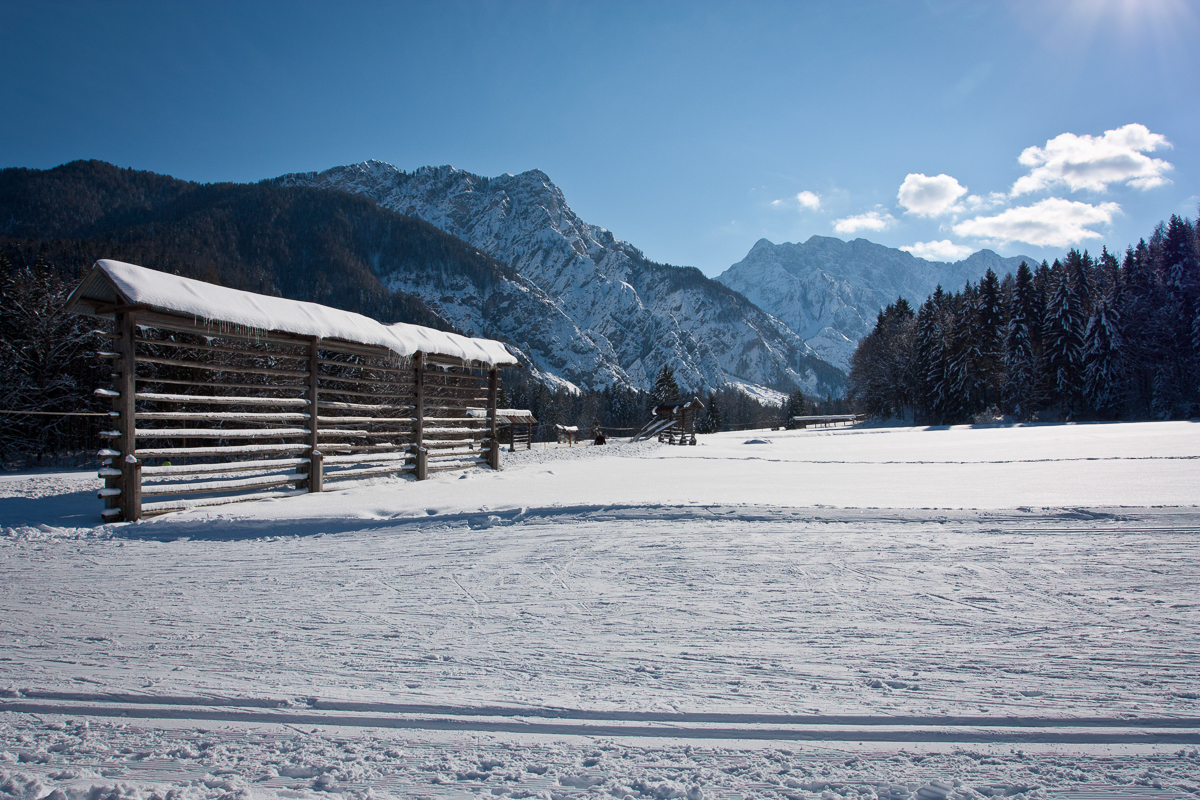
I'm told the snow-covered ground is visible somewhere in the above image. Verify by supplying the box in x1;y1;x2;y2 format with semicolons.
2;422;1199;799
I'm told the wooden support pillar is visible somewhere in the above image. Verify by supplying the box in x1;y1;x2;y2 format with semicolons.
487;367;499;470
117;311;140;521
308;450;324;492
307;336;322;492
414;352;426;479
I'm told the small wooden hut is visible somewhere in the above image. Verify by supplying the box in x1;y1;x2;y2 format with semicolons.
65;260;519;522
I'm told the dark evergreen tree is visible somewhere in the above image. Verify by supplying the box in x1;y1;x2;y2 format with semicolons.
846;297;915;419
912;295;943;423
1003;262;1040;419
1042;272;1084;416
976;268;1005;407
650;364;681;409
783;389;809;428
1082;284;1125;418
696;391;723;433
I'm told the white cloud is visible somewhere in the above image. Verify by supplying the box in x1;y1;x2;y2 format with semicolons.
897;173;968;217
964;192;1008;211
952;197;1121;248
796;190;821;210
772;191;822;210
900;240;975;261
832;210;895;235
1011;123;1173;196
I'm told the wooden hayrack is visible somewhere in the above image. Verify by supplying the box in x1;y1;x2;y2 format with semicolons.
631;398;703;445
495;409;536;451
66;260;518;521
554;424;579;446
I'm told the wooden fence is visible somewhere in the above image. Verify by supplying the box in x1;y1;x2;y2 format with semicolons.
97;310;500;522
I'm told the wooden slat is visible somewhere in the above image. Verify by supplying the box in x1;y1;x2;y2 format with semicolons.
322;452;411;465
317;430;408;438
141;458;310;477
315;415;414;424
319;373;412;389
315;386;414;400
135;376;307;392
135;337;307;360
136;353;310;378
136;411;310;422
316;357;412;375
428;459;488;473
131;427;311;439
318;400;414;411
323;463;415;481
142;472;307;496
135;443;309;457
316;443;410;454
136;392;311;407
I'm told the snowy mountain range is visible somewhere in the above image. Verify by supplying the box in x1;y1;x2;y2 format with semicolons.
275;161;844;399
717;238;1038;371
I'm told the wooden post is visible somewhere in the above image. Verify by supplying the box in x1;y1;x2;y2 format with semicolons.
414;352;426;480
123;455;141;521
309;450;324;492
487;367;499;470
117;311;140;522
307;337;322;492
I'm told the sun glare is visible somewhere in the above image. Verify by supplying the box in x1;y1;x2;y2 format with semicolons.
1015;0;1198;55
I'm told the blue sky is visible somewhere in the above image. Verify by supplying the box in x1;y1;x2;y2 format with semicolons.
2;0;1196;276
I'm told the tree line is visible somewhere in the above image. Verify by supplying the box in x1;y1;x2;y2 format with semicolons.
847;213;1200;423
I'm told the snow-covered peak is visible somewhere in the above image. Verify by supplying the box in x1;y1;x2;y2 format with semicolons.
275;163;844;397
717;236;1037;370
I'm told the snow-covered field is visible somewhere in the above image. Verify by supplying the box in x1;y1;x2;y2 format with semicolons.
2;421;1199;800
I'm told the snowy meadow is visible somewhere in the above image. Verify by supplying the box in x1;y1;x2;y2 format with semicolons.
2;421;1200;800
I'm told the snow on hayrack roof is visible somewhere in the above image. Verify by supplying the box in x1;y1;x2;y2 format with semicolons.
67;259;518;366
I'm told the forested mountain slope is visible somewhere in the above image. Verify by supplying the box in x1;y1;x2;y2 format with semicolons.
0;160;627;389
273;161;844;397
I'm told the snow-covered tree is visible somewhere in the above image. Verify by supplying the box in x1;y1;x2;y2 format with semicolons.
1003;262;1040;419
1082;288;1124;418
1042;273;1084;416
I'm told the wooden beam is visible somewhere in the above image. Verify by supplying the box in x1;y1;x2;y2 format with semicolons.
414;352;426;480
308;336;323;493
117;311;140;522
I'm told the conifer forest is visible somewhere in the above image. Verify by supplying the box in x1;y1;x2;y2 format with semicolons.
847;213;1200;424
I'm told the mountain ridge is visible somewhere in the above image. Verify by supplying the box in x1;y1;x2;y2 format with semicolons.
274;160;845;398
717;235;1039;370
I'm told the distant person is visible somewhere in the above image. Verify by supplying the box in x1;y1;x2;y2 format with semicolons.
594;430;607;445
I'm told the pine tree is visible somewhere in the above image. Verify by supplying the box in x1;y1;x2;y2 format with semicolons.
1042;273;1085;417
1003;262;1039;419
1082;286;1124;418
976;268;1004;407
650;364;681;409
913;297;942;423
696;391;723;433
783;390;808;428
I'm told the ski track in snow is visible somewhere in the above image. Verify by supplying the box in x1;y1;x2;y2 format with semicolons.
2;422;1199;799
